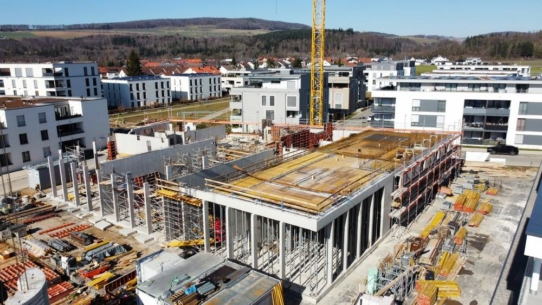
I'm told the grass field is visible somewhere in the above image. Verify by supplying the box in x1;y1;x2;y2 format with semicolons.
415;65;436;76
1;26;272;39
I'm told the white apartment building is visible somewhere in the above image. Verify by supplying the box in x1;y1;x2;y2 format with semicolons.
167;74;222;101
0;62;101;98
428;64;531;77
102;76;171;108
230;72;327;132
371;75;542;149
0;96;109;172
220;69;272;95
364;61;415;93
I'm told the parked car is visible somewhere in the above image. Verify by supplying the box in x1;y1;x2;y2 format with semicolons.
487;144;519;155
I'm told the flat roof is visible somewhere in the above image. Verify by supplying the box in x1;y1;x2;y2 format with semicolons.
207;130;448;214
105;75;164;81
0;96;102;109
378;75;542;82
527;179;542;238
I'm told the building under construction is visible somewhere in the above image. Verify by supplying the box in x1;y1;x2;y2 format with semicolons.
166;128;462;301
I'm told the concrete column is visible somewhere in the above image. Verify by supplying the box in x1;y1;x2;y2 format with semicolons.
356;202;363;258
144;183;153;235
368;194;375;247
380;187;387;235
47;156;57;198
112;174;120;222
202;200;210;252
225;207;234;259
165;165;173;181
58;153;68;202
92;141;99;170
327;220;335;283
97;171;106;217
83;166;92;211
532;257;541;293
343;210;350;272
202;156;208;169
70;163;80;206
126;172;135;228
279;221;286;279
250;213;258;268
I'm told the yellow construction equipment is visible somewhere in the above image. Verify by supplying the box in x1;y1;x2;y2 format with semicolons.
86;272;115;289
83;240;110;252
167;238;214;248
420;211;445;239
309;0;326;125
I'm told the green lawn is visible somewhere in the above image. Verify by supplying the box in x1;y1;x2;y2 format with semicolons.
0;31;36;38
415;65;436;76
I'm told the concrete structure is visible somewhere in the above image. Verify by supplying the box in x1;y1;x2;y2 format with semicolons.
136;252;283;305
230;71;328;132
0;96;108;172
0;62;100;98
364;61;415;93
167;73;221;101
426;64;531;77
102;76;171;108
174;129;461;302
220;69;272;94
6;268;49;305
370;75;542;149
524;177;542;302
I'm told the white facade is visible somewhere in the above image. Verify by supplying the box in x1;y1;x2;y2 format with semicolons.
0;96;109;172
431;55;449;66
167;74;222;101
431;64;531;77
364;61;414;93
102;76;171;108
371;75;542;149
0;62;101;98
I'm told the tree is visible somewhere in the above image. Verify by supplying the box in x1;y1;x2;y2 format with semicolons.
231;55;237;66
292;57;302;68
337;58;343;67
253;61;260;70
267;58;276;68
126;50;143;76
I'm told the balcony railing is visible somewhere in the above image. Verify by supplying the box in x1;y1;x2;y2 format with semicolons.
56;113;82;121
43;72;63;77
58;128;84;137
230;115;242;122
486;108;510;116
462;138;483;145
370;120;395;128
484;124;508;131
463;107;510;116
463;107;486;115
372;105;396;113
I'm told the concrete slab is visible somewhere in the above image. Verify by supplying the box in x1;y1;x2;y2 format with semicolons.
134;234;154;244
119;228;137;237
94;220;113;231
88;217;104;225
66;207;81;213
75;213;93;220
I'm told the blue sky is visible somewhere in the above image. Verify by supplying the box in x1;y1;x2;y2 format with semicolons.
2;0;541;37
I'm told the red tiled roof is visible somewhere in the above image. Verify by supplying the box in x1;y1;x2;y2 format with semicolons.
359;58;372;63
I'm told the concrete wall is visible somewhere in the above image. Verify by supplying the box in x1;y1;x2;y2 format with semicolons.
182;125;226;144
115;133;170;155
100;139;216;177
176;149;275;189
27;161;72;190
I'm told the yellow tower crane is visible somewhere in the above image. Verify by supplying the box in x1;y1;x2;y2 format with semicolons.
309;0;326;126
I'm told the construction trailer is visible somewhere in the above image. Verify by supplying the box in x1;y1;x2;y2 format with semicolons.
171;128;462;301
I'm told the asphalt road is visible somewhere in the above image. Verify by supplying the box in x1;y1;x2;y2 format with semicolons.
462;147;542;167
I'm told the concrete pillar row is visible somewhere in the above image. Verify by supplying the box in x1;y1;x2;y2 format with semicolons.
343;210;350;272
144;183;153;235
47;156;57;198
126;172;135;228
356;201;363;258
202;200;210;252
83;166;92;211
112;174;120;222
58;150;68;202
70;162;80;206
250;213;259;269
97;170;106;218
368;194;375;247
327;220;335;283
279;221;286;279
532;257;541;293
225;207;234;259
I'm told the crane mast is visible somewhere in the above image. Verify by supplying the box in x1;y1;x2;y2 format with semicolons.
310;0;326;126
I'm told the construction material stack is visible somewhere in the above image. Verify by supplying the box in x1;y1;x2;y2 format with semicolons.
417;283;437;305
462;190;480;213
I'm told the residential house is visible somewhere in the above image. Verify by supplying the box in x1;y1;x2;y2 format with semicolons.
167;74;222;101
102;76;171;108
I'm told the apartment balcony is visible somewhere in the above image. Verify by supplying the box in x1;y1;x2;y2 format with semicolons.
370;120;394;128
484;124;509;132
56;113;82;121
42;72;63;77
486;108;510;116
230;115;242;122
463;123;484;131
58;128;84;137
462;138;483;145
372;105;396;113
463;107;486;115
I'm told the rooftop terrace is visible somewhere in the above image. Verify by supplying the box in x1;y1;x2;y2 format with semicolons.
206;130;449;214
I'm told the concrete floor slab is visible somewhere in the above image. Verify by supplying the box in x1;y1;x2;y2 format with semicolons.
94;220;113;231
119;228;137;237
135;234;154;244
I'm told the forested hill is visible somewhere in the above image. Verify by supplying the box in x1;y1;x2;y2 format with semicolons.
0;18;310;31
1;28;542;63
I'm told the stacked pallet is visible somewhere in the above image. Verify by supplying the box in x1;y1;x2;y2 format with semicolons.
440;253;460;277
486;187;499;195
416;281;462;298
438;251;450;269
417;283;438;305
462;190;481;213
420;211;446;239
48;282;74;304
453;194;466;211
454;227;467;245
478;200;493;215
468;213;484;227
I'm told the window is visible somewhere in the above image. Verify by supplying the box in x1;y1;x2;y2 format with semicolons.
261;96;267;106
64;68;69;77
270;96;275;106
519;102;528;115
444;83;458;91
130;84;133;91
11;80;16;88
84;67;88;76
22;151;31;163
19;133;28;145
137;92;140;100
143;83;147;90
38;112;46;123
68;90;72;97
93;78;97;86
85;78;89;86
155;82;158;89
130;93;134;100
0;135;9;148
411;115;419;126
335;104;342;109
517;118;526;131
436;116;445;128
136;83;140;91
33;80;38;89
143;92;147;99
91;67;95;76
94;88;98;96
17;115;25;127
0;153;11;167
515;134;524;145
334;93;343;102
161;90;165;97
22;80;27;88
14;68;22;77
25;68;33;77
437;101;446;112
161;82;164;89
167;82;170;89
86;88;90;96
287;96;297;108
266;110;275;120
43;147;51;158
